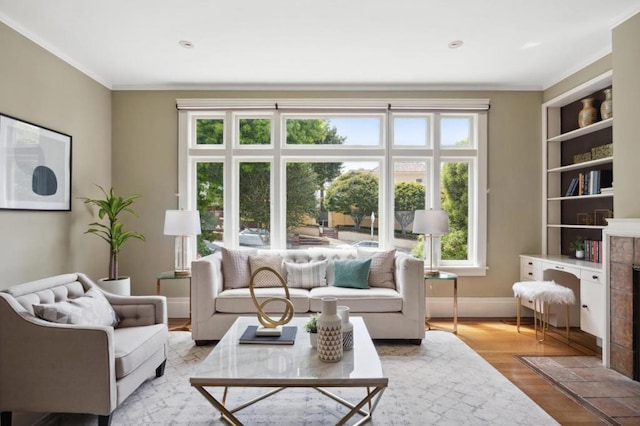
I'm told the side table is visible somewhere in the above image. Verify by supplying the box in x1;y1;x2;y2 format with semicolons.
157;271;192;332
424;272;458;334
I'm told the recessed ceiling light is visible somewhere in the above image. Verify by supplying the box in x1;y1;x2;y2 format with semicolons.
179;40;194;49
448;40;464;49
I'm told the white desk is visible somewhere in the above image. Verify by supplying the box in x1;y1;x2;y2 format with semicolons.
519;254;604;338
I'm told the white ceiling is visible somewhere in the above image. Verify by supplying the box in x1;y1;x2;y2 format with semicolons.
1;0;639;91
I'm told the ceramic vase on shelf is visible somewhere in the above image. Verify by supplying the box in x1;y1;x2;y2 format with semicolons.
337;306;354;351
317;297;343;362
600;88;613;120
578;97;597;128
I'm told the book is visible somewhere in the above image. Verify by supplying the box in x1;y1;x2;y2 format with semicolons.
239;325;297;345
565;178;578;197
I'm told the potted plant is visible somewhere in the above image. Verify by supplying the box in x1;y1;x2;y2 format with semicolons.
304;314;318;347
81;185;145;295
570;236;585;259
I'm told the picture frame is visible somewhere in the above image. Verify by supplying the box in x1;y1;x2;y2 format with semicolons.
594;209;613;226
0;113;72;211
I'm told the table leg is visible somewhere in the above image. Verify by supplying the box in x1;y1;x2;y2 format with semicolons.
453;277;458;334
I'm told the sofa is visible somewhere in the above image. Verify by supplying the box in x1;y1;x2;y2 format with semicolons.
191;247;425;345
0;273;168;426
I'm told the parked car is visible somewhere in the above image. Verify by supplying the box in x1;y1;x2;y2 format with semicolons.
351;240;379;248
239;228;268;247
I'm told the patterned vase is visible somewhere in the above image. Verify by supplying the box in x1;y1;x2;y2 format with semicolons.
337;305;354;351
578;97;597;128
317;297;343;362
600;88;612;120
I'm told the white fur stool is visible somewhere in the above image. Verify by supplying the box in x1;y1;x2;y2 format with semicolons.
512;280;576;342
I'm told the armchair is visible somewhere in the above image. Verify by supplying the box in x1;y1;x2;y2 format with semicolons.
0;273;168;426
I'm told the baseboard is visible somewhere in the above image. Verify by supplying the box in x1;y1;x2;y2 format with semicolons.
426;297;529;318
167;297;189;318
167;296;527;319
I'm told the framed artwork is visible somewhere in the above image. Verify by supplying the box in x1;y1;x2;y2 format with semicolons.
0;114;72;211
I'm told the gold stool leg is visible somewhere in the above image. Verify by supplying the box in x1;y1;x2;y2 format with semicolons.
516;297;521;333
565;304;571;343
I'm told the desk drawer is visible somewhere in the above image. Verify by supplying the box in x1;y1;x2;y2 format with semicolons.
520;257;542;271
521;266;542;281
543;262;580;278
581;269;604;284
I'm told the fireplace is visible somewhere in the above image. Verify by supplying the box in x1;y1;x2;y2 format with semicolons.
605;219;640;380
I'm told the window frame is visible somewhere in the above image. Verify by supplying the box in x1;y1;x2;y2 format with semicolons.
178;98;488;276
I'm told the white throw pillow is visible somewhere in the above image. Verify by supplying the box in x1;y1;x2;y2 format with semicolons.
249;255;284;288
358;249;396;289
222;247;257;289
32;287;118;327
283;260;328;289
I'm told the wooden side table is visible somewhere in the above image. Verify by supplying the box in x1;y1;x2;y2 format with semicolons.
424;272;458;334
157;271;192;332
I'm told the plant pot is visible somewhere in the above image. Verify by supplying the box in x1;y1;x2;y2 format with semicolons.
575;250;585;260
309;332;317;348
97;277;131;296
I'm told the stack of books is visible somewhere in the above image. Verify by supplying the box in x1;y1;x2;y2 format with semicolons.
565;170;613;196
583;239;603;263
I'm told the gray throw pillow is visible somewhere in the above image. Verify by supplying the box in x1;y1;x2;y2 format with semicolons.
33;287;118;327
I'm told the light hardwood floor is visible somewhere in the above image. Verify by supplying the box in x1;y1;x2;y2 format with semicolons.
169;318;604;424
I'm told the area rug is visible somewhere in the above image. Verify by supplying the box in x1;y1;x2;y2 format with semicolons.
518;355;640;425
56;331;557;425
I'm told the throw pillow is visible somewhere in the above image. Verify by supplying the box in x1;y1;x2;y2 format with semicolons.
222;247;257;289
249;255;284;288
359;249;396;289
332;258;372;289
283;260;328;289
33;287;119;327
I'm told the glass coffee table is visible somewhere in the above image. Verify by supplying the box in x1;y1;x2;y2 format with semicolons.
190;316;387;425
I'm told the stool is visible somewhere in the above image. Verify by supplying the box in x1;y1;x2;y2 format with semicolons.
512;281;575;343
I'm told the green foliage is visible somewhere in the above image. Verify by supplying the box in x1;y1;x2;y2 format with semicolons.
286;163;320;228
240;119;271;145
570;236;586;252
239;162;271;229
324;170;379;229
304;314;318;333
394;182;425;235
441;162;469;260
80;185;145;280
196;119;223;145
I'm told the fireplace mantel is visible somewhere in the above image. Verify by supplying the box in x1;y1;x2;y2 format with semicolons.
605;219;640;236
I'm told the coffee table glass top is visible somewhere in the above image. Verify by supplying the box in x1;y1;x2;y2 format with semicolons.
191;316;386;387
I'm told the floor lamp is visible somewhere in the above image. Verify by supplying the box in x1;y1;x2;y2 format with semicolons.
164;210;202;276
413;209;449;276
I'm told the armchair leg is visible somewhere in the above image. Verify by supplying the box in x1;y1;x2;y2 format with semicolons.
156;360;167;378
98;414;112;426
409;339;422;345
1;411;11;426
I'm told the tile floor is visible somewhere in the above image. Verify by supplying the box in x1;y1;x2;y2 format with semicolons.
519;355;640;425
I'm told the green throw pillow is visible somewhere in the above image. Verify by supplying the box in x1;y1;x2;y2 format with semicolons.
333;258;372;289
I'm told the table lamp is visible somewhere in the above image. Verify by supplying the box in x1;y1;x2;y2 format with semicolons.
164;209;201;276
413;209;449;276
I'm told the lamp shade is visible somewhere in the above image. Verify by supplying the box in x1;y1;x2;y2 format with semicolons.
413;209;449;235
163;210;202;236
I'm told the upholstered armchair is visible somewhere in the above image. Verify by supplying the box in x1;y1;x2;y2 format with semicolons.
0;273;168;426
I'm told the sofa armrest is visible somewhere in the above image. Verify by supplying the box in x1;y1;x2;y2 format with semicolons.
0;294;117;415
191;253;223;323
107;294;168;328
394;253;425;321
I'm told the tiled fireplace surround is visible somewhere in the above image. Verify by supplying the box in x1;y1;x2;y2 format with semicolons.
605;219;640;379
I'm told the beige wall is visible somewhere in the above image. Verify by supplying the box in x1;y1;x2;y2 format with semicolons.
0;22;111;288
612;12;640;217
112;90;542;298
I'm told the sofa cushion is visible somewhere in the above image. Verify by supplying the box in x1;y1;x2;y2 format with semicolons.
215;288;310;313
113;323;167;379
333;258;372;289
32;287;118;327
222;247;257;289
358;249;396;289
309;286;402;313
283;260;328;289
249;255;284;288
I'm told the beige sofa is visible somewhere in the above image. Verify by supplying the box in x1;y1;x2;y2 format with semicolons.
191;247;425;345
0;273;168;426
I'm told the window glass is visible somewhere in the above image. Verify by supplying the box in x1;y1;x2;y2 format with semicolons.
393;117;429;146
239;162;271;248
286;161;379;249
285;117;380;146
196;118;224;145
392;161;427;255
239;118;271;145
441;116;472;147
441;161;470;260
196;162;224;257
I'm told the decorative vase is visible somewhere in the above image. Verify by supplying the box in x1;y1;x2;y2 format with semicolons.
600;88;612;120
317;297;343;362
337;306;354;351
578;97;597;128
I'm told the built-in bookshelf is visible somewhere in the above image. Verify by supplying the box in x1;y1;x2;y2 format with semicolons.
543;71;613;262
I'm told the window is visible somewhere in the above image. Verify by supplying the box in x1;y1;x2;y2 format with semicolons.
178;98;488;275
